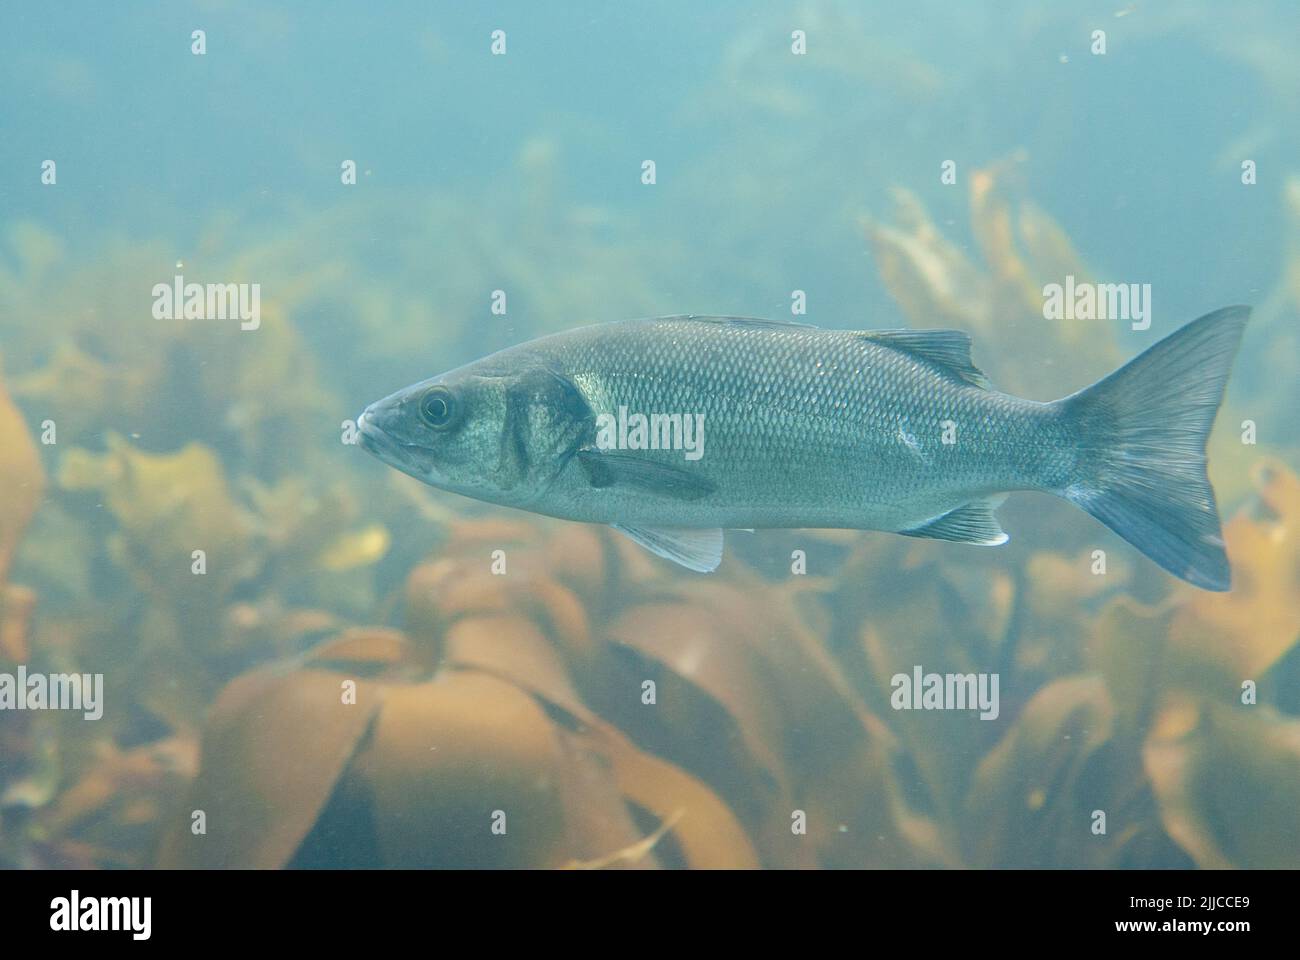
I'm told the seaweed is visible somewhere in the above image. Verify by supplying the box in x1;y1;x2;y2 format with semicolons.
1;102;1297;870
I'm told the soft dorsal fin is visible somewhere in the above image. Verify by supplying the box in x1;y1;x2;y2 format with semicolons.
900;498;1008;545
860;329;990;388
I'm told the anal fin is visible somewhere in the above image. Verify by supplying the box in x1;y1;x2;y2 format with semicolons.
901;498;1008;545
612;524;723;572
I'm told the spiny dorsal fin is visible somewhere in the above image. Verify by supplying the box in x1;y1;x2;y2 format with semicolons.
900;498;1008;545
860;329;990;388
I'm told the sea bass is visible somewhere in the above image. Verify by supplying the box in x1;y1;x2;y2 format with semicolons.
357;307;1249;590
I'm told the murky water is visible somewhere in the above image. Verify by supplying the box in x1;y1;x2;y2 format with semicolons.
1;1;1297;870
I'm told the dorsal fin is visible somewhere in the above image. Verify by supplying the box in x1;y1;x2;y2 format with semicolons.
859;329;990;388
662;315;818;330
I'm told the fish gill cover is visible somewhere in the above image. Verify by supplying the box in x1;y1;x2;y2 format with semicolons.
0;1;1296;872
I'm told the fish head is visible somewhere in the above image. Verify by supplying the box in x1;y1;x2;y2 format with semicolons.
356;357;593;507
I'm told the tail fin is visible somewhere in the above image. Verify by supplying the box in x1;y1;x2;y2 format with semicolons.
1058;306;1250;591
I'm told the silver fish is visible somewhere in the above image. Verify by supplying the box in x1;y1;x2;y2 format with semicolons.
357;307;1249;590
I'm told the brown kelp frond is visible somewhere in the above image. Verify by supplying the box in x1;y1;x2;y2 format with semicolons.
562;809;685;870
3;134;1299;870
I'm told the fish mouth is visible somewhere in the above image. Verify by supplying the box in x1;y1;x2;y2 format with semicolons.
356;409;395;458
356;407;443;484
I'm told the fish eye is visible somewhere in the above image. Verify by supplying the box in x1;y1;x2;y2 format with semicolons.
418;386;458;429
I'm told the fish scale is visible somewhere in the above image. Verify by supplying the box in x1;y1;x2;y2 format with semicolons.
524;317;1070;530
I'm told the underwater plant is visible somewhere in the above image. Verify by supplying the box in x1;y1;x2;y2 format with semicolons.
0;119;1296;870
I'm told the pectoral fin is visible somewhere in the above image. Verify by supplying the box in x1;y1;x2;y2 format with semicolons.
577;449;716;501
901;498;1009;545
612;524;724;572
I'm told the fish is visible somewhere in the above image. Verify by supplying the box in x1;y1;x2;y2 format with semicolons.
356;306;1250;590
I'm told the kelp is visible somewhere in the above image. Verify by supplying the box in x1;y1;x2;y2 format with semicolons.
155;514;947;869
0;369;45;593
1145;702;1300;870
59;435;257;613
147;436;1300;869
2;88;1299;869
155;601;758;869
863;158;1123;400
0;365;47;865
1170;460;1300;687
